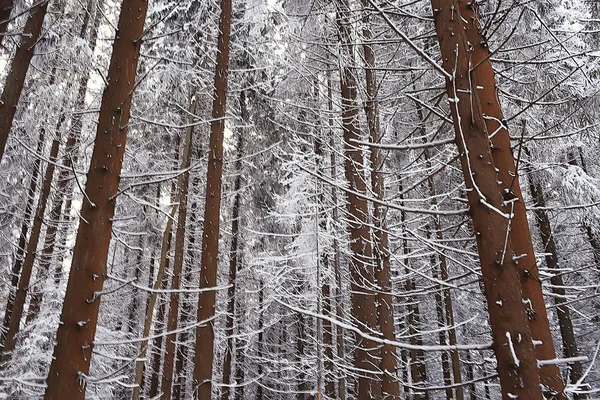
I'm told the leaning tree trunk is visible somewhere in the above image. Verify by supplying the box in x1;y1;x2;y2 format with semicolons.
43;0;149;397
193;0;232;396
161;90;197;400
525;145;585;398
361;3;398;398
461;3;564;396
430;1;543;398
0;0;49;163
335;1;380;398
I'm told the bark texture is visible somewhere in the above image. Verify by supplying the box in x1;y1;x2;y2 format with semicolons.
193;0;232;396
431;1;543;398
461;3;564;396
44;0;148;396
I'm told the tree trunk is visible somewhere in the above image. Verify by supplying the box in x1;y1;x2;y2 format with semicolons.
0;128;44;353
361;4;398;398
399;181;428;400
43;0;149;396
0;0;49;163
256;281;264;400
335;1;380;398
222;93;246;400
327;72;346;400
161;90;197;400
460;3;564;396
193;0;232;396
430;1;543;398
526;145;585;398
0;113;65;362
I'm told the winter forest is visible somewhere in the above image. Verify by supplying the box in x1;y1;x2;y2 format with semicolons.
1;0;600;398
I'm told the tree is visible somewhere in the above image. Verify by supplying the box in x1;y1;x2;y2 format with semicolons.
430;0;544;397
44;0;149;396
193;0;233;397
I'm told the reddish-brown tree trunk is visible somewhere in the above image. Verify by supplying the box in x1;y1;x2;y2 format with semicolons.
0;0;49;163
431;1;543;398
43;0;148;396
461;4;564;396
335;1;380;398
193;0;232;397
161;91;197;400
222;94;245;400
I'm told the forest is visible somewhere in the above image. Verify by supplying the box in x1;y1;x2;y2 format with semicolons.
0;0;599;398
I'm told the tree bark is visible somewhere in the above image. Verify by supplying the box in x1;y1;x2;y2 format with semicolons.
161;90;197;400
0;0;49;163
460;3;564;396
44;0;149;396
193;0;232;396
335;1;380;398
430;1;543;398
222;92;246;400
361;4;398;398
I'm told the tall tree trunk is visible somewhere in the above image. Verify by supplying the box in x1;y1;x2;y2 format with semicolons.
526;145;585;398
256;280;264;400
327;72;346;400
0;129;44;353
43;0;149;396
335;1;380;398
0;0;49;163
161;90;197;400
0;112;65;362
222;93;246;400
430;1;543;398
193;0;232;396
460;3;564;396
361;3;398;398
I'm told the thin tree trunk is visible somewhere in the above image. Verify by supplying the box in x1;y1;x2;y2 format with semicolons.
327;72;346;400
526;145;585;398
0;112;65;362
460;3;564;395
335;2;379;398
44;0;149;396
431;2;543;398
361;3;398;397
161;90;197;400
0;0;49;163
193;0;233;396
222;93;246;400
0;129;44;352
256;280;264;400
399;180;428;400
